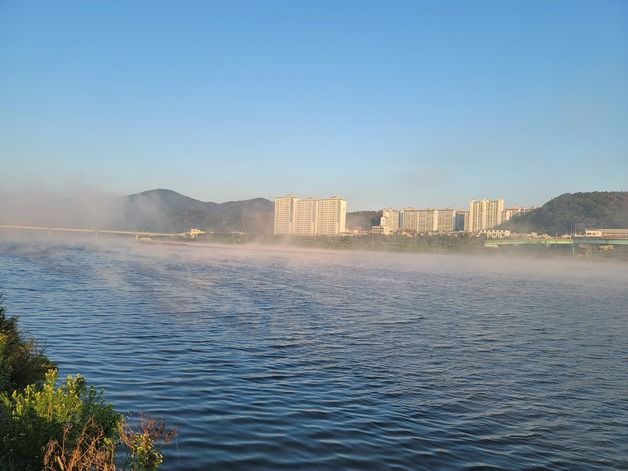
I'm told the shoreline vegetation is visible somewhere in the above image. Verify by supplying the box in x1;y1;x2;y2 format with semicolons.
0;300;175;470
141;232;628;261
2;229;627;261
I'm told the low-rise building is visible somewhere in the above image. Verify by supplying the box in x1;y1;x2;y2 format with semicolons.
479;229;511;239
585;228;628;238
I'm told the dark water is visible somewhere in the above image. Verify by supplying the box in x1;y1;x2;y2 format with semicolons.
1;237;627;470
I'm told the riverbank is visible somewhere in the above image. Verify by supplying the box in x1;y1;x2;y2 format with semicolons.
2;228;627;260
170;232;628;261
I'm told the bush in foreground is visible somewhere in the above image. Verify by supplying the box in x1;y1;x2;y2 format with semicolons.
0;302;55;394
0;302;174;470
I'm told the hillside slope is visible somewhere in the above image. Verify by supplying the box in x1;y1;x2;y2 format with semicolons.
502;191;628;235
123;190;274;234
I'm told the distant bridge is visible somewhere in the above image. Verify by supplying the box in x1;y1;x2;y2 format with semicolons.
0;225;206;239
484;237;628;248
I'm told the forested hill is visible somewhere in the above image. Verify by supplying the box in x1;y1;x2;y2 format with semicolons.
502;192;628;235
123;189;275;234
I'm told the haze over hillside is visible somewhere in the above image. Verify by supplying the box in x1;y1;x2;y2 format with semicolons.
0;188;275;234
124;189;274;234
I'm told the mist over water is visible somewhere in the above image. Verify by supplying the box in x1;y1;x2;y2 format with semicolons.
1;237;627;470
0;188;128;228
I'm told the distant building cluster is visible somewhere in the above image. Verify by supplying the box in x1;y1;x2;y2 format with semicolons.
274;194;534;237
373;199;535;235
274;195;346;236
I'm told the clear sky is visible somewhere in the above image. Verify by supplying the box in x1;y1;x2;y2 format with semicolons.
1;0;627;210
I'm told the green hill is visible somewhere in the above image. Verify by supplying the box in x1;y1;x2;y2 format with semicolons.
502;191;628;235
123;190;275;234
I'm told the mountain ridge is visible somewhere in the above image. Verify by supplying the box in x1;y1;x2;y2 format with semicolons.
123;189;275;234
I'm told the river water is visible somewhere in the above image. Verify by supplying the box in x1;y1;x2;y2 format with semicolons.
1;237;627;470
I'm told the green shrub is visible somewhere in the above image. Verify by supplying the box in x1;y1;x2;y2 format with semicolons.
119;416;177;471
0;370;121;470
0;302;174;470
0;303;55;394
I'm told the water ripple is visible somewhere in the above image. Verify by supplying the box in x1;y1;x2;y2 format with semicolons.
1;239;627;470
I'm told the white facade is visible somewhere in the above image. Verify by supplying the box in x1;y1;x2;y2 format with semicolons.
317;197;347;235
436;209;456;233
417;209;438;233
502;207;535;223
275;195;346;236
502;207;521;223
293;198;318;235
400;208;419;232
274;195;297;235
468;198;504;233
379;209;400;235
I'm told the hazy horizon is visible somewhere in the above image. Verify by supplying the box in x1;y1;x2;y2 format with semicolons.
4;185;626;218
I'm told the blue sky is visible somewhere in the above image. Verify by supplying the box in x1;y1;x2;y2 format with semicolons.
1;0;627;210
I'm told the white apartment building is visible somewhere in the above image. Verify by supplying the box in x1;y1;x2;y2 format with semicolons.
379;209;400;235
468;198;504;233
293;198;318;235
274;195;297;235
275;195;346;236
502;207;535;223
317;196;347;235
417;209;438;233
436;209;456;233
502;207;520;223
400;208;419;232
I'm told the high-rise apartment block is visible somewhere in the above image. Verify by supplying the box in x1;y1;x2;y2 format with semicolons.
400;208;456;233
468;198;504;233
417;209;438;233
293;198;318;235
273;195;298;235
274;195;346;236
378;209;400;235
370;199;525;235
400;208;419;232
437;209;456;233
317;197;347;235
